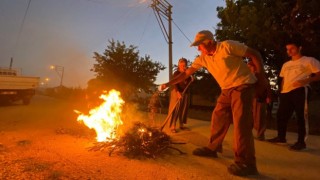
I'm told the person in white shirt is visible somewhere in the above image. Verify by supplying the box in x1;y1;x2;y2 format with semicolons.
267;37;320;151
159;30;269;176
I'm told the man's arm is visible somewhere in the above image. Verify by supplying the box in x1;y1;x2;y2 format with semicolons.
244;47;265;78
244;47;269;97
160;67;197;90
309;72;320;82
294;71;320;87
280;78;284;92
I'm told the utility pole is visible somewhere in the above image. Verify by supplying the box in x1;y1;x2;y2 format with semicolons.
151;0;173;80
50;65;64;87
10;58;13;69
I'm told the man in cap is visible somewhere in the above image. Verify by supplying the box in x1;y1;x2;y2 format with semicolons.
159;30;269;176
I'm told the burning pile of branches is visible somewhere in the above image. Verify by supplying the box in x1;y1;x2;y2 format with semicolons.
89;122;184;158
75;89;184;158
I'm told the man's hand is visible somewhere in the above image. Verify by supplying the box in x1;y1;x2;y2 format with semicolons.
177;91;182;99
292;78;310;88
190;75;195;82
158;83;168;91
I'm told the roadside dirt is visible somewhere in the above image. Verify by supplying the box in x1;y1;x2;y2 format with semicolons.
0;95;238;180
1;95;319;179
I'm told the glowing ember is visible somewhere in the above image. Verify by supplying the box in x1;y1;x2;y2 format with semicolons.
75;89;125;142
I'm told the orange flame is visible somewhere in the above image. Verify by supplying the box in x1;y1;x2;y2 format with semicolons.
75;89;125;142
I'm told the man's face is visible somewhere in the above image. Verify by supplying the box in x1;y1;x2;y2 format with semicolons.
197;40;212;55
286;44;301;57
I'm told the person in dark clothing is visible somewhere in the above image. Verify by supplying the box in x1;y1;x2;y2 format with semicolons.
247;61;272;141
168;58;193;133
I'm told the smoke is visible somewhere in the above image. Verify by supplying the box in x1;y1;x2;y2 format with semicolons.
138;0;148;4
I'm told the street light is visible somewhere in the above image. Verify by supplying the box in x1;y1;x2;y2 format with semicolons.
45;77;50;87
40;77;50;87
50;65;64;87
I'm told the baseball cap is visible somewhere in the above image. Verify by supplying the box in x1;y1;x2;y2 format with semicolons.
190;30;214;47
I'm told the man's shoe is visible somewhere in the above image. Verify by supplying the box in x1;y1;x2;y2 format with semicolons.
227;163;259;176
192;147;218;158
267;137;286;144
289;142;306;151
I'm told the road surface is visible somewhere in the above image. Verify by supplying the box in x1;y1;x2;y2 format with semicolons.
0;95;319;179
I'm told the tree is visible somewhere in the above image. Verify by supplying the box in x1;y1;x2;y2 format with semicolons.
190;68;220;105
216;0;319;64
90;40;165;99
215;0;320;92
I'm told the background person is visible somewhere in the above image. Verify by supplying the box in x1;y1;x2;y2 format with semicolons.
168;58;193;133
267;37;320;151
247;61;272;141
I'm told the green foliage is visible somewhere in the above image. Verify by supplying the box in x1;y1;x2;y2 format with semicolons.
215;0;320;93
90;40;165;99
216;0;320;67
191;68;220;103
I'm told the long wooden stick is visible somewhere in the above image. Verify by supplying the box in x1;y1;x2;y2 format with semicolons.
160;79;193;131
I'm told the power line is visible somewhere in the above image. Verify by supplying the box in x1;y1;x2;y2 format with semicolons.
172;20;192;44
12;0;31;59
172;19;199;55
138;9;152;47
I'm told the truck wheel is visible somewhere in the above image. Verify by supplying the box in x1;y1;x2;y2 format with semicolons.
22;98;31;105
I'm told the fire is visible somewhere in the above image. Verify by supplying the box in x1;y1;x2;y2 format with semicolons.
75;89;125;142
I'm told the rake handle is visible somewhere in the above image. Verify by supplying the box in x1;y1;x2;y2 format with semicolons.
160;79;193;131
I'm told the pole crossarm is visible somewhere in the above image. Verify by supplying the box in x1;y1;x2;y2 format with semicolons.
151;0;171;14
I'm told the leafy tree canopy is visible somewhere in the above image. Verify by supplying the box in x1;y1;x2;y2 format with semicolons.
215;0;320;68
215;0;320;93
90;39;165;99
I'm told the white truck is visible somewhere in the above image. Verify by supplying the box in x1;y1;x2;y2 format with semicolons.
0;67;40;105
